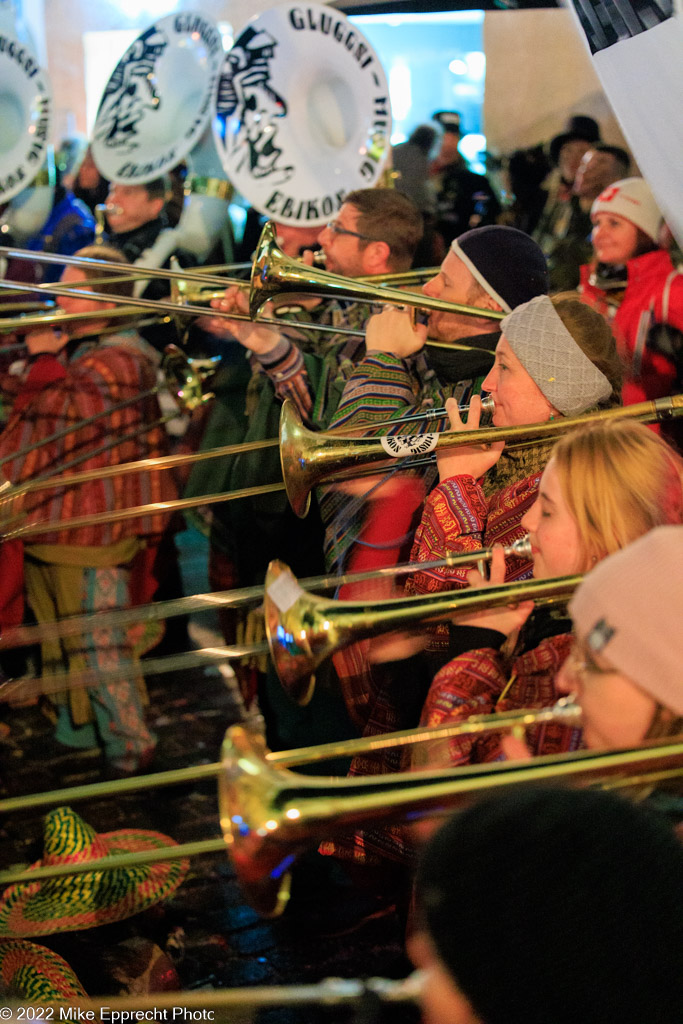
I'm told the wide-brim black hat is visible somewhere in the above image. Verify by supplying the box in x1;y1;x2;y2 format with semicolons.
549;115;600;165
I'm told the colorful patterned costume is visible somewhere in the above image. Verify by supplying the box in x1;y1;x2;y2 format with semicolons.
0;331;176;768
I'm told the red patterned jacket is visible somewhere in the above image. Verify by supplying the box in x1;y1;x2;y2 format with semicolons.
0;332;176;548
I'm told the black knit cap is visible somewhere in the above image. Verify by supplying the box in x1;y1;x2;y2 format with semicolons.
415;787;683;1024
453;225;549;311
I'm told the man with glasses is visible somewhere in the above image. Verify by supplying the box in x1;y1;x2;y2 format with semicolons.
183;188;423;744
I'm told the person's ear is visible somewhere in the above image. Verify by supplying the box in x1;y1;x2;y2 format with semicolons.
363;239;391;274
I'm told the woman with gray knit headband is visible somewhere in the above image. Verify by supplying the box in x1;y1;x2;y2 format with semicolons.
321;296;625;869
403;292;621;654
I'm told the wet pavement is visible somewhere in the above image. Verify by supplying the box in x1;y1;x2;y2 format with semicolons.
0;531;417;1023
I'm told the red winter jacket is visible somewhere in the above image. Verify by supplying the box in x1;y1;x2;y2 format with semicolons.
580;249;683;406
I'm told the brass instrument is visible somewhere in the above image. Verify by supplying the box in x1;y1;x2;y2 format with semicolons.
280;393;683;517
250;221;505;322
1;710;682;918
5;974;424;1021
265;557;578;706
0;304;162;334
219;724;683;917
0;542;514;653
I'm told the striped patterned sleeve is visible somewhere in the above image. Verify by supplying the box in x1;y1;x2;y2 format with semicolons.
255;339;313;420
329;352;417;429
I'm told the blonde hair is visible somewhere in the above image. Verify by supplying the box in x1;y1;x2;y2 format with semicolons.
72;245;134;299
551;420;683;568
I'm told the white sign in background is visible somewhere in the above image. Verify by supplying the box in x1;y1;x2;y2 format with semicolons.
568;0;683;246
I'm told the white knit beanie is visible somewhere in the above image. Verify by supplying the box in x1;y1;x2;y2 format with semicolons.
569;526;683;716
591;177;663;243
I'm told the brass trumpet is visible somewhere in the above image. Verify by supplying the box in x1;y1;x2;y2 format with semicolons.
265;552;579;707
280;393;683;517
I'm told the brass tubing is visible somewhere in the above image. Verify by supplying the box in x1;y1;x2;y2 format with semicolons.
267;696;580;768
0;761;223;813
0;413;177;529
0;437;279;507
0;397;491;507
5;973;424;1018
0;304;165;334
0;447;442;539
0;544;514;652
0;277;256;322
0;690;562;813
0;838;226;886
0;383;164;469
0;246;236;288
220;727;683;916
0;482;286;541
3;736;680;887
0;640;269;704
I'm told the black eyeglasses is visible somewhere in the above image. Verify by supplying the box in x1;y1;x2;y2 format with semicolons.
325;219;377;242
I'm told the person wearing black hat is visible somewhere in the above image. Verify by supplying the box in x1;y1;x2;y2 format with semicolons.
534;114;602;279
429;110;500;255
548;114;601;170
410;787;683;1024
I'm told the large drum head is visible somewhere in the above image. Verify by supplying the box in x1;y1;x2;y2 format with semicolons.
213;3;392;226
0;34;52;204
91;13;223;184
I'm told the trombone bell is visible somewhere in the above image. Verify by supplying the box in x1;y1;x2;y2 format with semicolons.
219;723;683;918
249;220;505;322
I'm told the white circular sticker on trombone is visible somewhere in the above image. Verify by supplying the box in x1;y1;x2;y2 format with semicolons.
91;13;223;184
381;433;439;458
213;3;392;226
0;33;52;203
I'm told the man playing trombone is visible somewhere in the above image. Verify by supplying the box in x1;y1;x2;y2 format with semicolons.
0;244;177;776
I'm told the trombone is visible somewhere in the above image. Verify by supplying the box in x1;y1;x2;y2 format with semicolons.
0;541;522;653
264;557;580;706
0;223;503;347
3;716;681;921
279;393;683;517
